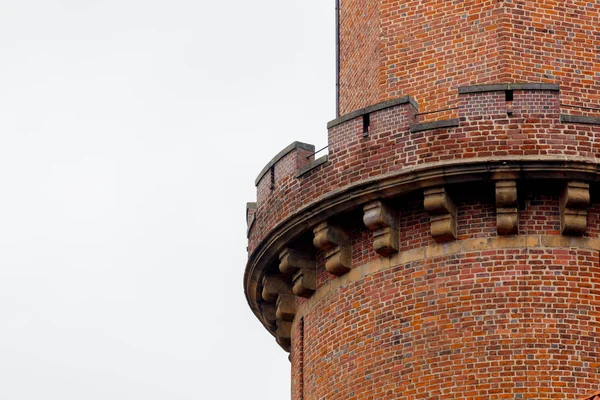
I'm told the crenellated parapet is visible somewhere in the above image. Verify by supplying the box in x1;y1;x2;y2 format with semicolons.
244;83;600;353
247;84;600;255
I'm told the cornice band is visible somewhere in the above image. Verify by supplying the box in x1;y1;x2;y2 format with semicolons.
244;157;600;336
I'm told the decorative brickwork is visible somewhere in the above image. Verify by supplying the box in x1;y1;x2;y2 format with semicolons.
244;1;600;399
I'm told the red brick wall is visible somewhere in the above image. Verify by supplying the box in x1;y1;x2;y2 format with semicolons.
504;1;600;113
377;0;505;119
519;194;561;236
350;225;380;272
338;1;600;118
456;200;496;240
338;0;380;115
301;247;600;399
399;200;435;251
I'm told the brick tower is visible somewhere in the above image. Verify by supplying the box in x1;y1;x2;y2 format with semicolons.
244;1;600;399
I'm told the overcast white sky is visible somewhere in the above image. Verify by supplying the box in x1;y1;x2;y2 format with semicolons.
0;1;333;398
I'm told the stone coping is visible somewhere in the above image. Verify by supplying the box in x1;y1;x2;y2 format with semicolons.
561;114;600;125
292;234;600;332
458;83;560;94
245;202;257;238
327;96;418;129
296;155;328;178
328;83;560;131
255;141;315;186
410;118;460;133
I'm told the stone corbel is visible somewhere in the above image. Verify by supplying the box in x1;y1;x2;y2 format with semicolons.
363;201;400;256
275;294;296;322
313;221;351;276
279;248;314;275
275;321;292;352
261;275;297;324
261;275;293;303
560;181;590;236
279;248;316;298
260;303;277;329
292;268;316;298
424;187;457;242
496;181;518;235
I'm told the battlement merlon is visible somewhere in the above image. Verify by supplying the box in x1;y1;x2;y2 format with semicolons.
254;142;315;187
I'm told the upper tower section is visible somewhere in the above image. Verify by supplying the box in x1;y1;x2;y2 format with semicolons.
338;0;600;118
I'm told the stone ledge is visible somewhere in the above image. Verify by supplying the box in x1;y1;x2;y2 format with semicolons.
296;155;328;178
410;118;460;133
246;202;257;238
327;96;418;129
246;202;256;218
255;141;315;186
458;83;560;94
560;114;600;125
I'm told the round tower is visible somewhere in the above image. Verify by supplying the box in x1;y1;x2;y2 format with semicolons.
245;1;600;399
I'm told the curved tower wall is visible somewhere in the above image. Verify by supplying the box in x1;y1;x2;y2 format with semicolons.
339;0;600;119
244;1;600;399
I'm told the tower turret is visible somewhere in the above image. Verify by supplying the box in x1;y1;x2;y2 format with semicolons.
245;2;600;398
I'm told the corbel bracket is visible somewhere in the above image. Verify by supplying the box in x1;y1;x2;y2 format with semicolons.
279;248;315;275
496;181;518;235
275;294;297;322
560;181;589;236
292;268;316;298
261;274;297;327
262;274;296;352
313;221;351;276
363;201;400;257
279;248;316;298
260;303;277;330
275;321;292;352
424;187;457;243
261;275;293;303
